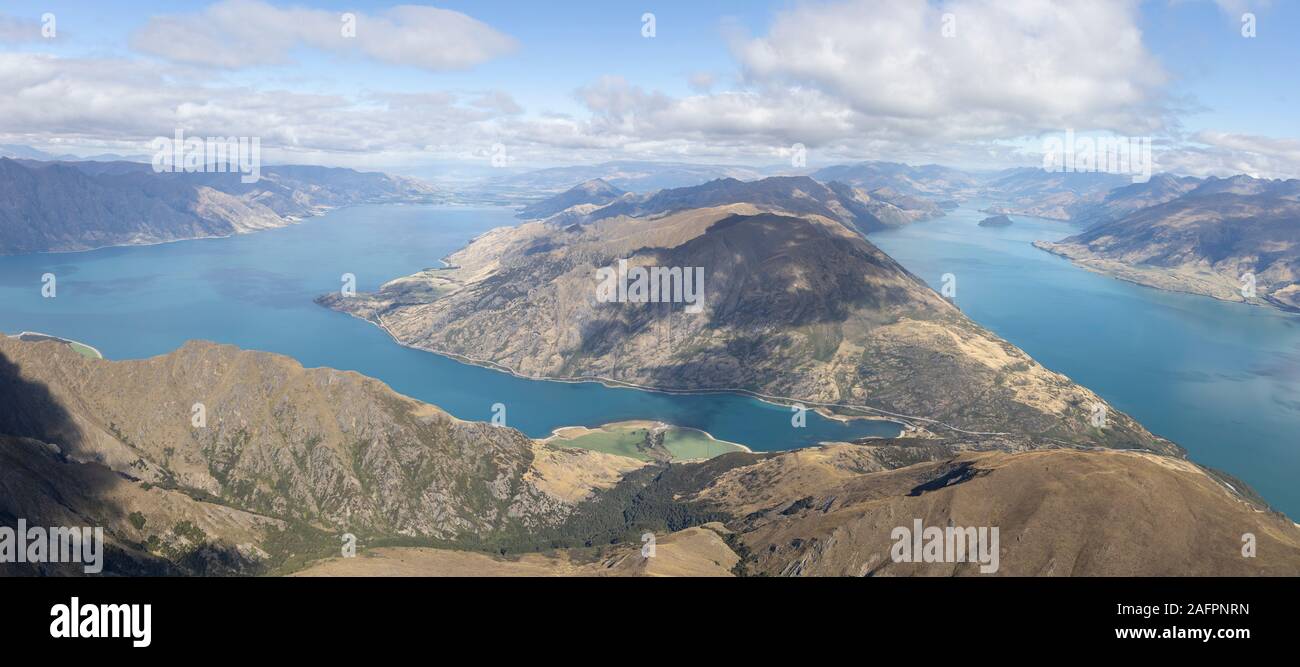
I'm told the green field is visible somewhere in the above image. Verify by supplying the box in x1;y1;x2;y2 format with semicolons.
69;342;103;359
553;424;658;460
661;429;745;460
548;421;747;462
12;332;104;359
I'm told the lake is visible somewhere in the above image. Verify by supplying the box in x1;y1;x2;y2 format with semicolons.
4;202;1296;518
0;204;900;451
872;204;1300;519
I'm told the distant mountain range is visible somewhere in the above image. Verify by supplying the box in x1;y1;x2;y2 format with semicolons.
516;178;626;219
0;144;149;163
483;160;775;194
979;168;1134;220
0;158;438;255
1065;172;1204;226
1037;174;1300;311
811;161;978;201
497;159;1172;224
519;175;944;233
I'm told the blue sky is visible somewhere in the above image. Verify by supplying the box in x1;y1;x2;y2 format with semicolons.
0;0;1296;177
1141;0;1296;139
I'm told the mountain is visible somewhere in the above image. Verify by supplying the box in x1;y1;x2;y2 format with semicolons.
580;176;890;232
1036;175;1300;310
830;183;945;227
809;161;1143;222
320;177;1173;451
0;144;149;162
688;443;1300;576
484;160;770;194
0;144;60;161
517;178;626;220
981;167;1132;220
5;336;1296;577
0;336;645;574
299;441;1300;577
1066;173;1203;226
526;176;944;234
0;158;438;254
812;161;980;199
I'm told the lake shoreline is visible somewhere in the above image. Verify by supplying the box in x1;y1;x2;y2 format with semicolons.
1033;241;1300;314
6;330;104;360
336;307;914;438
541;419;755;459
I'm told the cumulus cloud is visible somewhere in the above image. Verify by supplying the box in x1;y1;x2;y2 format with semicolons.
130;0;517;70
2;0;1295;175
1159;131;1300;179
511;0;1181;167
731;0;1169;140
0;52;520;166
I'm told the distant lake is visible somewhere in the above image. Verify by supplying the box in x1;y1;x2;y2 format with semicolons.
873;204;1300;519
0;204;900;452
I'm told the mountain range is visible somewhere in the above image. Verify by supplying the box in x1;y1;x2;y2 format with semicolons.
1037;175;1300;311
811;161;978;201
3;335;1296;577
5;156;1298;576
517;175;944;233
505;160;1152;224
0;158;437;255
483;160;774;195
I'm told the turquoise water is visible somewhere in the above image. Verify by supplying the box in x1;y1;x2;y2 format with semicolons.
5;202;1296;517
872;204;1300;518
0;204;900;450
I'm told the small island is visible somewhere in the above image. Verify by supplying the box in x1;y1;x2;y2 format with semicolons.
978;214;1014;227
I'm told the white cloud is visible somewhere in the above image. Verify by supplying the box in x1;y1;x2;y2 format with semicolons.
130;0;517;71
499;0;1182;167
1159;131;1300;179
0;52;521;167
732;0;1170;140
1;0;1295;176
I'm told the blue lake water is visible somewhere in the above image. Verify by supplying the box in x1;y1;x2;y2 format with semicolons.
872;204;1300;519
4;203;1296;518
0;204;900;451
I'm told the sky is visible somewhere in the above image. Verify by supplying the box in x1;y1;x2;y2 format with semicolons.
0;0;1296;178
